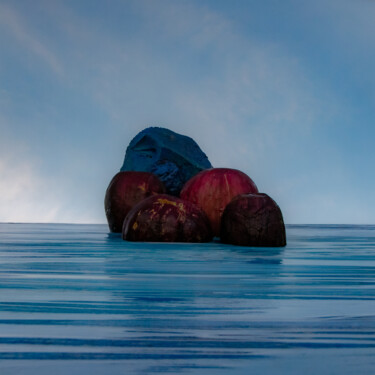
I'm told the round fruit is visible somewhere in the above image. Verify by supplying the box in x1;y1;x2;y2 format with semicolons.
180;168;258;236
220;193;286;247
122;194;212;243
105;171;165;233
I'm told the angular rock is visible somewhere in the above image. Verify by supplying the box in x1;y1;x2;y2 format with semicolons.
180;168;258;237
220;193;286;247
122;194;213;243
105;171;165;233
121;127;212;195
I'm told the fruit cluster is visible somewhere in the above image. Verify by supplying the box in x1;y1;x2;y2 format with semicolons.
105;168;286;247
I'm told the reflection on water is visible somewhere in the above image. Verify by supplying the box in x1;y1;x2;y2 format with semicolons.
0;223;375;374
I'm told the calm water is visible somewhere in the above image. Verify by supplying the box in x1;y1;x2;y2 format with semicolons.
0;223;375;374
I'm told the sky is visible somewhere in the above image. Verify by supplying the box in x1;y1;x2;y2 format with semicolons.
0;0;374;224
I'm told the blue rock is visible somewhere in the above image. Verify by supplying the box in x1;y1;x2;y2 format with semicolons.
121;127;212;195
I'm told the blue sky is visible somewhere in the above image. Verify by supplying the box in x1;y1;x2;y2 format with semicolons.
0;0;374;224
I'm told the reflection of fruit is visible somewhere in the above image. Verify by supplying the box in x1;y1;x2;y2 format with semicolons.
105;171;165;233
180;168;258;236
221;193;286;247
122;194;212;243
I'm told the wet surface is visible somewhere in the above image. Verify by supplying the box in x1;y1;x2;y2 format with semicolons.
0;224;375;374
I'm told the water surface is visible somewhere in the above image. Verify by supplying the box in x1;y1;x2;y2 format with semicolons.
0;224;374;374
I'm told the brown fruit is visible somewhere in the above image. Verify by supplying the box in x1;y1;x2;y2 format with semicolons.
220;193;286;247
122;194;212;243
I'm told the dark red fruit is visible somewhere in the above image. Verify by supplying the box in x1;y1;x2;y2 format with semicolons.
122;194;212;243
105;171;165;232
180;168;258;236
220;193;286;247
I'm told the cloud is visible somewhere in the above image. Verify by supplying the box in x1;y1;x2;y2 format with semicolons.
0;152;59;223
0;129;101;223
0;156;104;224
131;0;232;48
0;2;63;76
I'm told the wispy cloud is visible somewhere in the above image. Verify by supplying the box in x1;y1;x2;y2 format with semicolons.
0;116;102;223
0;152;103;223
0;151;59;222
0;2;63;76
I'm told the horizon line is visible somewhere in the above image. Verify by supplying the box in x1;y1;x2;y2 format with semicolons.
1;222;375;226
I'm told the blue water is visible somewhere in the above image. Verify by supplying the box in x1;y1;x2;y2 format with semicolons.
0;224;375;374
